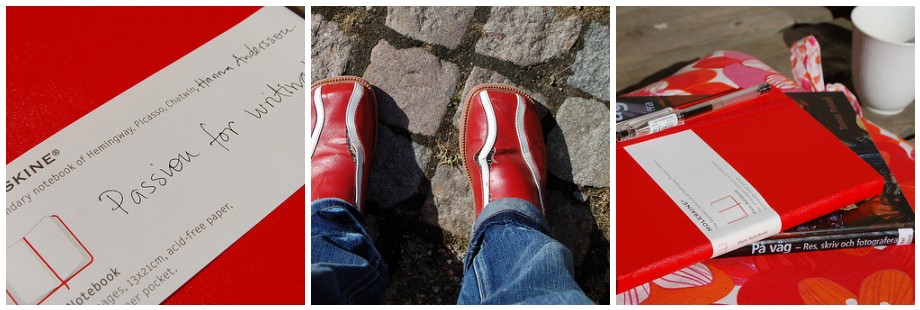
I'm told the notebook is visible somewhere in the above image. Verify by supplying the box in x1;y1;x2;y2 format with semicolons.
616;88;883;293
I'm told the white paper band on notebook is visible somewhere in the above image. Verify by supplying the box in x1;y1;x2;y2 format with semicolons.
6;7;304;305
624;130;782;258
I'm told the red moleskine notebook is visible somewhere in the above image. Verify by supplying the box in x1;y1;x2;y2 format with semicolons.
7;7;304;304
615;89;883;293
